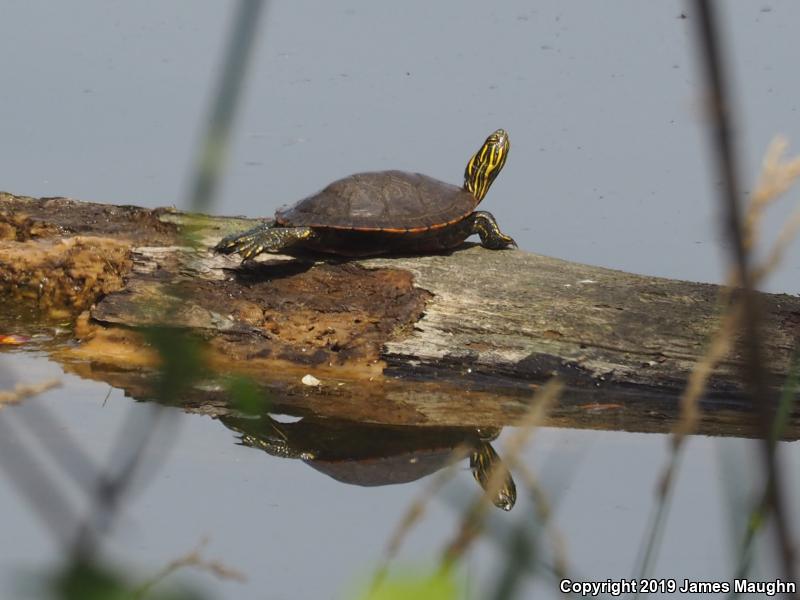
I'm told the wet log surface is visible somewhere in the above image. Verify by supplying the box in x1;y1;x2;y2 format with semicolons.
2;191;799;438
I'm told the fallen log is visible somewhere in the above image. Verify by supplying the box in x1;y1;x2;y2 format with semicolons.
1;191;799;437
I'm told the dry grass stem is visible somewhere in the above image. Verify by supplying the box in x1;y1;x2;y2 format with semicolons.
753;209;800;283
133;537;246;599
745;137;800;252
441;379;563;567
647;136;800;583
369;444;471;594
370;379;563;595
0;379;61;409
673;306;740;442
674;138;800;442
514;462;569;579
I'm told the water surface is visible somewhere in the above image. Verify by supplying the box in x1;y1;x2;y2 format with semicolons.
1;1;799;598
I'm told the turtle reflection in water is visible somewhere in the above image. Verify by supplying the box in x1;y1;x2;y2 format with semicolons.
214;129;515;259
221;415;517;511
469;429;516;511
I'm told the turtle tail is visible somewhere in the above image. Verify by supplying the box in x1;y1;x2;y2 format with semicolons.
214;223;316;260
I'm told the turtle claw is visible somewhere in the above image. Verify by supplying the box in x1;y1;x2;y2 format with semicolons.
215;222;272;256
215;224;316;259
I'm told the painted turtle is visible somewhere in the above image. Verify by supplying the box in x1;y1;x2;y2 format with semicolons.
214;129;515;258
221;415;517;511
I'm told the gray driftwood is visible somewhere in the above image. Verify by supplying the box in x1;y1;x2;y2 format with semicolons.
1;192;799;437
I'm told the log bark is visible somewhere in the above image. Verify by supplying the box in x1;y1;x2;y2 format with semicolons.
1;191;799;437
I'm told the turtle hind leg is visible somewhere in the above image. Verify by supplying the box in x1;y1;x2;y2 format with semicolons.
471;211;517;250
214;223;317;259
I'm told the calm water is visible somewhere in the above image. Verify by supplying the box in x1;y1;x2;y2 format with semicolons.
1;1;799;598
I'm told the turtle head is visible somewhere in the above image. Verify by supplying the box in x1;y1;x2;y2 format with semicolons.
464;129;509;203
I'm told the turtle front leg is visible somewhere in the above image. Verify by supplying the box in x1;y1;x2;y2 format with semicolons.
471;211;516;249
214;223;318;260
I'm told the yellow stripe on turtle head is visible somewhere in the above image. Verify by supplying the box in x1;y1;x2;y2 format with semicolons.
464;129;509;203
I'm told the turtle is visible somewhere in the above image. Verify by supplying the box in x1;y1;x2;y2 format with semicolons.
221;415;517;511
214;129;515;259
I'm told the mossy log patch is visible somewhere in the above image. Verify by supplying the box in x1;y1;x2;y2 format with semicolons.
1;191;799;437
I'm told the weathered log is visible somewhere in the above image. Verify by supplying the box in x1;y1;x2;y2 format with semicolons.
1;191;799;437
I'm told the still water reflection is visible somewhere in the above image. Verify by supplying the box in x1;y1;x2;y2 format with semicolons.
1;335;798;598
2;0;800;598
222;414;517;512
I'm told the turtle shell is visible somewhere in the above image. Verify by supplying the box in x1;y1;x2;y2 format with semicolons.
275;170;477;232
